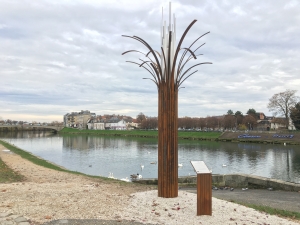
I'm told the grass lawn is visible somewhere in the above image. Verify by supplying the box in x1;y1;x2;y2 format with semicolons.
59;127;221;139
239;201;300;222
0;156;24;183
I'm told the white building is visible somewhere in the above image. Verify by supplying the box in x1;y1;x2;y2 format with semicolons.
87;118;105;130
105;117;127;130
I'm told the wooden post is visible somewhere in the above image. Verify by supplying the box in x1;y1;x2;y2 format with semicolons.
191;161;212;215
157;82;178;198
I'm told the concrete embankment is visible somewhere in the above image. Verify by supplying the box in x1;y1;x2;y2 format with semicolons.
135;174;300;192
218;131;300;145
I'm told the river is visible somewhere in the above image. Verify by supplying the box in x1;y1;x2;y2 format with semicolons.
1;131;300;183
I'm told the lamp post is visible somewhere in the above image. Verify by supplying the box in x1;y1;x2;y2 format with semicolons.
248;122;252;131
122;3;211;198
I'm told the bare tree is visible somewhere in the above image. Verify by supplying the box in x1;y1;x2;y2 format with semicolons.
206;116;218;130
184;117;194;129
141;117;156;129
178;117;185;129
5;119;12;124
267;89;299;129
136;112;146;124
198;118;207;130
242;115;257;130
223;115;236;130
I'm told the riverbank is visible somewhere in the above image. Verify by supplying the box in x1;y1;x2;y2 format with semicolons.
218;131;300;145
59;127;220;140
59;128;300;145
0;126;53;132
135;174;300;192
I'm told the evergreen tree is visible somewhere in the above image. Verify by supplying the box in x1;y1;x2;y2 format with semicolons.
227;109;234;115
290;103;300;130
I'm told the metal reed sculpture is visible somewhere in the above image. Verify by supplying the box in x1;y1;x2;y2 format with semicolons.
122;3;211;198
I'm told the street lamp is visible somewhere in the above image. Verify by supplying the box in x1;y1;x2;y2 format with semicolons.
248;122;252;131
122;3;211;198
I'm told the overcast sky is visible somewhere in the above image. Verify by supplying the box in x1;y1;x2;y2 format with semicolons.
1;0;300;122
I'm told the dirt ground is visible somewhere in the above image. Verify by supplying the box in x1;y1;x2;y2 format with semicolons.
0;144;153;224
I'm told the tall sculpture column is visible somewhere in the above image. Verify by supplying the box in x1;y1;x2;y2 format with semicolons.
158;80;178;197
122;3;211;198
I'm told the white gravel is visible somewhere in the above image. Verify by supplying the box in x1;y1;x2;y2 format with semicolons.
121;190;300;225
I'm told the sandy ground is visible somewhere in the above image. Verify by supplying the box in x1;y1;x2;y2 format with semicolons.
1;144;300;225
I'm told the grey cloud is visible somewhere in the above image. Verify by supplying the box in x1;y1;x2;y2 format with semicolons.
0;0;300;122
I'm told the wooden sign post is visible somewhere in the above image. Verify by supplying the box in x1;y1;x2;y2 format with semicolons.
191;161;212;215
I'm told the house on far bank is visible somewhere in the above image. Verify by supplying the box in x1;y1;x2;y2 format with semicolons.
105;117;127;130
86;116;140;130
256;112;273;131
271;117;296;130
64;112;140;130
126;118;140;130
256;112;296;131
64;110;96;129
87;117;105;130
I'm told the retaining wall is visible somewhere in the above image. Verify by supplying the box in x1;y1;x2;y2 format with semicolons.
134;174;300;192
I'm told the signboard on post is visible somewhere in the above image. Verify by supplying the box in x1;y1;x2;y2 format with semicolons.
191;161;212;216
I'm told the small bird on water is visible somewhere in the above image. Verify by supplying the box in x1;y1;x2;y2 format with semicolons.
130;173;142;180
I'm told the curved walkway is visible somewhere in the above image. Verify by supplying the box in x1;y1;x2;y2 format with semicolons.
183;187;300;213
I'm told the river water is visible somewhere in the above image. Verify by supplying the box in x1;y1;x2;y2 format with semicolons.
1;131;300;183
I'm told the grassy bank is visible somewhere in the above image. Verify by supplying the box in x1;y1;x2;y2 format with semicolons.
233;200;300;222
0;156;24;183
0;140;117;182
0;140;72;173
219;131;300;145
59;127;221;140
59;128;300;145
0;140;152;187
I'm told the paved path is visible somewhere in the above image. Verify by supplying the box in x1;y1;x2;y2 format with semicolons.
0;213;155;225
183;187;300;213
42;219;155;225
0;212;30;225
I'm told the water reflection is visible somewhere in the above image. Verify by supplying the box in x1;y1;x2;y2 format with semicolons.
1;131;300;183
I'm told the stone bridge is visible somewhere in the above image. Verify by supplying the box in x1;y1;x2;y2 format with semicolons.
0;125;64;132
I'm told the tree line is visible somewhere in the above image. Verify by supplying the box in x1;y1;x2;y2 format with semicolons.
137;89;300;130
137;109;261;131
